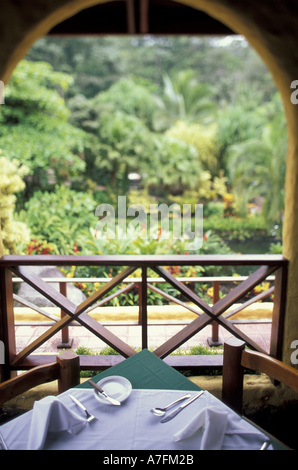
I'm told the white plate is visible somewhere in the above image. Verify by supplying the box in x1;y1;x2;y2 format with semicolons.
93;375;132;405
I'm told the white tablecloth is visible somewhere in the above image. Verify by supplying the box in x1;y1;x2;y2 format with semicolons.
0;388;272;450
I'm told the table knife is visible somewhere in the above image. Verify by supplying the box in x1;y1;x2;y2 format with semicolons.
88;380;121;406
160;391;204;423
0;431;8;450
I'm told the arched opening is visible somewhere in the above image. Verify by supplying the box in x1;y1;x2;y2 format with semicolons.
0;0;297;367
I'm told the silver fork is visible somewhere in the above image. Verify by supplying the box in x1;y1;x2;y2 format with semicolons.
69;394;98;422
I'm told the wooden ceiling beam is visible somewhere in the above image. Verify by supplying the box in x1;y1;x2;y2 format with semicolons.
48;0;235;36
126;0;136;34
140;0;149;34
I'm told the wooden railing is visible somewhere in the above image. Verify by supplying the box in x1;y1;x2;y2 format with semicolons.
0;254;288;379
12;273;275;344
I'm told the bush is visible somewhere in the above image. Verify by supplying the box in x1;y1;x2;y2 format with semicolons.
203;215;270;241
0;155;30;254
268;241;283;254
17;185;98;254
203;202;225;218
62;227;235;306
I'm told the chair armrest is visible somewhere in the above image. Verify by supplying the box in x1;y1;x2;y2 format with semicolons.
0;350;80;406
241;349;298;393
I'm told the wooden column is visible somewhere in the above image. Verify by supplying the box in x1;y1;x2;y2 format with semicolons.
270;266;288;361
0;268;16;381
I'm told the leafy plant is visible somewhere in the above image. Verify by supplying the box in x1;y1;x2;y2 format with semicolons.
153;70;216;131
0;154;30;254
25;238;58;255
0;60;87;201
17;186;98;254
268;242;283;254
203;215;269;241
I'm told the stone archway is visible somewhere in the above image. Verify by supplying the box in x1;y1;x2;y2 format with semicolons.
1;0;298;364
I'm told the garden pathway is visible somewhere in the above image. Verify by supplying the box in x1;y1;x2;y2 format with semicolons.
15;320;272;355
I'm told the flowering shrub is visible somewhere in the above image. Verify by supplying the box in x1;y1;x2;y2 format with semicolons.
60;227;234;306
25;238;57;255
0;155;30;254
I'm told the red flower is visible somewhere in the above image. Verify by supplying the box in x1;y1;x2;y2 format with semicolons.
203;234;208;241
73;243;79;254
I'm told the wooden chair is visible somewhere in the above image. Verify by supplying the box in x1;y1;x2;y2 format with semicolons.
222;337;298;415
0;350;80;407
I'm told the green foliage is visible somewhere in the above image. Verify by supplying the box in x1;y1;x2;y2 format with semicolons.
25;238;58;255
166;121;219;175
214;85;270;173
188;344;223;355
127;188;157;211
0;60;86;200
153;70;216;131
17;186;98;254
167;173;227;211
203;202;225;218
268;242;283;254
143;134;203;195
0;154;30;254
93;77;160;131
227;93;286;233
80;225;191;256
67;225;234;304
8;36;284;261
203;215;270;241
94;110;154;193
75;346;120;377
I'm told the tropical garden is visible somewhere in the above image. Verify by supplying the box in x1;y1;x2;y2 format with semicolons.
0;36;286;305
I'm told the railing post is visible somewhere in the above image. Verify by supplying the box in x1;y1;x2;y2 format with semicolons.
270;265;288;361
139;267;148;349
57;350;80;393
208;280;222;347
222;337;245;414
0;268;16;381
57;281;73;349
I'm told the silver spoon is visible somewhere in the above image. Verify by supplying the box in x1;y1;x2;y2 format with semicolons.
150;394;191;416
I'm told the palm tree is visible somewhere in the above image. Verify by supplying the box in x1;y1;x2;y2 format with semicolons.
153;70;216;131
227;94;287;233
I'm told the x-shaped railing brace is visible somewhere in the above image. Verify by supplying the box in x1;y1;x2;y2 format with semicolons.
151;265;277;358
10;265;138;366
10;263;277;366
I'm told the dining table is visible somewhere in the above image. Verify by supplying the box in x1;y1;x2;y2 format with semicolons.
0;349;288;451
